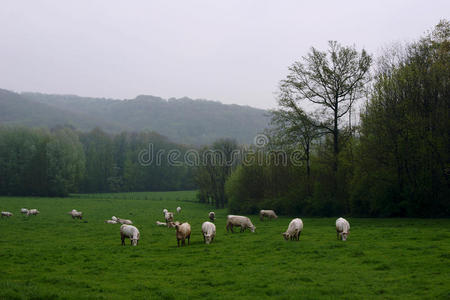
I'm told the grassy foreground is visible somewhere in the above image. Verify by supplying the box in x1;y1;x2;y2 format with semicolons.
0;192;449;299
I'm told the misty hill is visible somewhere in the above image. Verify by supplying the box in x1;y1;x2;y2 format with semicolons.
0;89;124;132
0;89;269;145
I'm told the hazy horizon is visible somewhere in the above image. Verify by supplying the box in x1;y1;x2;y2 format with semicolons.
1;0;448;109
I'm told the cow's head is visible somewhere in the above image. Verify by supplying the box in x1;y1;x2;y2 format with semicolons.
131;232;140;246
204;233;213;244
341;231;349;241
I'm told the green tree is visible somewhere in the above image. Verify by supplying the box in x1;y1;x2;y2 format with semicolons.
0;127;84;196
46;128;85;196
196;139;238;208
80;128;114;192
269;107;322;192
353;20;450;216
281;41;371;183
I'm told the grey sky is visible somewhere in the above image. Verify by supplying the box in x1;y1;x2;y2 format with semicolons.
1;0;448;109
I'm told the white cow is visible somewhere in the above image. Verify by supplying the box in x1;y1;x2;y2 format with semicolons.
209;212;215;222
164;212;174;224
156;221;167;226
69;210;82;219
282;218;303;241
226;215;256;233
117;218;133;225
120;225;140;246
176;207;181;214
336;217;350;241
1;211;13;217
202;221;216;244
259;210;278;220
27;209;40;216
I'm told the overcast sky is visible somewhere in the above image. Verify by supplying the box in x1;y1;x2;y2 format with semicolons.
1;1;448;109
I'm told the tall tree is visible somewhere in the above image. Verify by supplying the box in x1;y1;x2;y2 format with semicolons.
281;41;372;179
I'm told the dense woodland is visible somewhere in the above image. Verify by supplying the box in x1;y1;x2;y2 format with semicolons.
0;127;195;196
199;21;449;217
0;21;448;217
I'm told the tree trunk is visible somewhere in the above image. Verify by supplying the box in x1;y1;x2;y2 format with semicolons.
306;143;311;195
333;102;339;199
333;107;339;172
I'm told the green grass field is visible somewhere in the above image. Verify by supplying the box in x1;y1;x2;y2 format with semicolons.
0;191;449;299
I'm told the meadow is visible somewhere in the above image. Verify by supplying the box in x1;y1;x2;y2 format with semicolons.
0;191;449;299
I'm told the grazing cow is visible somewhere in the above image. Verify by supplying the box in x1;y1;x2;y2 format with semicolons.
27;209;40;216
336;217;350;241
20;208;29;215
259;210;278;221
282;218;303;241
175;222;191;247
176;207;181;214
117;218;133;225
226;215;256;233
120;225;140;246
105;220;118;224
202;221;216;244
69;210;82;219
1;211;13;218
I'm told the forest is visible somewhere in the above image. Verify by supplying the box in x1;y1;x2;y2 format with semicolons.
0;127;195;196
0;21;448;217
198;21;449;217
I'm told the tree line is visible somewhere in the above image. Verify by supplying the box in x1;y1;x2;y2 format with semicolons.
198;21;449;217
0;126;195;197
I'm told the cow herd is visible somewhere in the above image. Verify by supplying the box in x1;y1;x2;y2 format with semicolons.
1;207;351;247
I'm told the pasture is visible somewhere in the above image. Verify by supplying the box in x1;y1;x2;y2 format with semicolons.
0;192;449;299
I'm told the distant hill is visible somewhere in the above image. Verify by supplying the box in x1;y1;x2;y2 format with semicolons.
0;89;269;145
